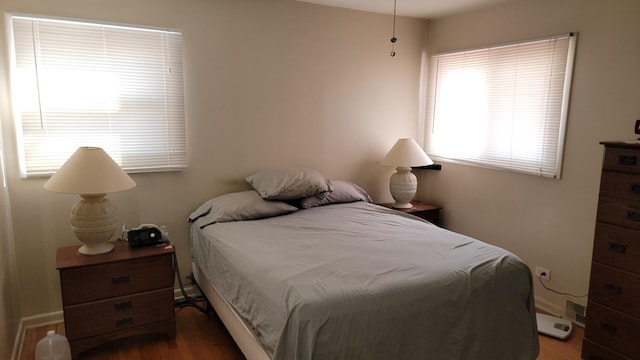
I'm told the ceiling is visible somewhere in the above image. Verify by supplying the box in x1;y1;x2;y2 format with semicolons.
297;0;515;19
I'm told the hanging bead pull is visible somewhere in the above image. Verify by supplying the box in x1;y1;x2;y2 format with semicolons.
389;0;398;57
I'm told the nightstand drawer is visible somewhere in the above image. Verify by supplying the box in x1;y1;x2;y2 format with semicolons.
585;301;640;359
588;263;640;317
60;254;173;305
593;222;640;274
64;287;174;340
413;209;440;226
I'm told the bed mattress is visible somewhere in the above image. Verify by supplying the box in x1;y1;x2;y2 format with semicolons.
190;201;538;360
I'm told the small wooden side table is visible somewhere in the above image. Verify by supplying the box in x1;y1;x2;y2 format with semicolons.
56;241;176;359
378;200;442;227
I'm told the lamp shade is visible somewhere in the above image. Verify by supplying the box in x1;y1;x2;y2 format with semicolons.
44;147;136;195
380;138;433;167
44;146;135;255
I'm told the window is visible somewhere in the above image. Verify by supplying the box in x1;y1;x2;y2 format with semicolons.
423;33;576;178
9;15;186;177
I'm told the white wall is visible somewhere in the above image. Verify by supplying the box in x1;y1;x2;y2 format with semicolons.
418;0;640;315
0;0;428;319
0;117;21;360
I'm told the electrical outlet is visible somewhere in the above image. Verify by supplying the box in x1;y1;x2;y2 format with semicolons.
535;266;551;281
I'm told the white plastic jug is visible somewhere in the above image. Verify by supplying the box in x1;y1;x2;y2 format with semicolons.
34;330;71;360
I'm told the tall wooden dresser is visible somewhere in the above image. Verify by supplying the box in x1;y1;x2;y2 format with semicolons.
582;141;640;360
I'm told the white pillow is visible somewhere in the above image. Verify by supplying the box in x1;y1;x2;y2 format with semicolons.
246;167;332;200
188;190;298;228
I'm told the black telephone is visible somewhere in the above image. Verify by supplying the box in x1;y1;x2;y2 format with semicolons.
127;224;169;247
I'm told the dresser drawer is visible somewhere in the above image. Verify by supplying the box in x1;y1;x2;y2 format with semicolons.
603;148;640;174
64;287;174;340
584;301;640;359
597;197;640;231
593;222;640;274
582;339;632;360
60;254;173;305
588;263;640;317
599;171;640;202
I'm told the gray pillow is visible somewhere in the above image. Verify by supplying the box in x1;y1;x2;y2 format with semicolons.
246;167;332;200
300;180;372;209
188;190;298;228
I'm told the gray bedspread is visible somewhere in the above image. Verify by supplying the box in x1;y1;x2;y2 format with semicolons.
190;202;539;360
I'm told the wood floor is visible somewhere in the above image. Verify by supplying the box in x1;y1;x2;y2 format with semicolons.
20;302;584;360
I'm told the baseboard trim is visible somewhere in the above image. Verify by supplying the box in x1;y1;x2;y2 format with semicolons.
13;311;64;360
11;321;24;360
174;284;202;300
534;295;564;317
22;311;65;329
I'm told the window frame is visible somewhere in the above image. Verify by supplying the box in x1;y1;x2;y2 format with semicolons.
422;33;577;179
8;14;187;178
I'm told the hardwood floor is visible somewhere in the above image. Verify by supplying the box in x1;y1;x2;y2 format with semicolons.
20;302;584;360
538;323;584;360
19;303;244;360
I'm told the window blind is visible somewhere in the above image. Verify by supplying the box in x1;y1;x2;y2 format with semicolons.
10;16;187;177
424;33;576;178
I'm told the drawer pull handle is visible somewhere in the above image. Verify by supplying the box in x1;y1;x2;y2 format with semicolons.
618;155;637;166
627;210;640;222
114;301;132;311
604;283;622;294
112;275;130;285
631;183;640;194
609;242;627;253
116;317;133;328
600;322;617;334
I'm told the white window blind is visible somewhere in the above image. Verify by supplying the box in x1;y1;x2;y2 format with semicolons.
424;33;576;178
10;15;187;177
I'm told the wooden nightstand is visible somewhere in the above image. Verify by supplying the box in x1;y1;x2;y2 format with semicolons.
379;200;442;226
56;241;176;359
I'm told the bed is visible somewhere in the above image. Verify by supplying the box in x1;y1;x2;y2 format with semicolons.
188;171;539;360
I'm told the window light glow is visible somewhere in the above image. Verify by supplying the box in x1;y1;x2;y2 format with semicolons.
432;68;487;158
14;69;120;112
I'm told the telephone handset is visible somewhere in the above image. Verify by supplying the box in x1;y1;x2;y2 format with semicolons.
128;224;169;247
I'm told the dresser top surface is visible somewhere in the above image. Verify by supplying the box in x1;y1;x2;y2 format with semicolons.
56;240;174;269
600;140;640;149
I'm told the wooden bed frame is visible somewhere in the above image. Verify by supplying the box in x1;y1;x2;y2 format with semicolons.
192;262;271;360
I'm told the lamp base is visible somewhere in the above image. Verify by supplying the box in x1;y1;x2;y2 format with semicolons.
70;194;118;256
391;202;414;209
78;242;114;255
389;167;417;209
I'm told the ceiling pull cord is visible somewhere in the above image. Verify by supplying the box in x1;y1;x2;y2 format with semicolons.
390;0;398;57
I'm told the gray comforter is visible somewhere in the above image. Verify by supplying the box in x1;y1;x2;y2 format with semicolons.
191;202;539;360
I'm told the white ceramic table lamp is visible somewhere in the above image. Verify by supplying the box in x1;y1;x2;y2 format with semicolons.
380;138;433;209
44;147;136;255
